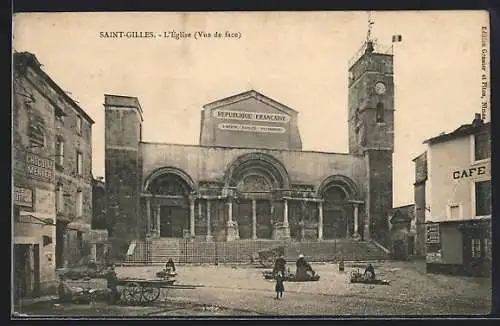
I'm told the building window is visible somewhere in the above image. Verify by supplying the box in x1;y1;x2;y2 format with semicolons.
55;107;65;122
376;103;384;123
449;204;460;220
475;180;491;216
28;110;46;148
55;137;64;167
76;190;83;217
76;116;82;135
76;152;83;176
474;130;490;161
56;184;64;214
484;239;491;260
471;238;481;258
13;206;20;222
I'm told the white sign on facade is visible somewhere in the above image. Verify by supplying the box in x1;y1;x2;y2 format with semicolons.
451;161;490;181
218;123;286;134
14;187;33;207
214;109;290;124
35;188;55;216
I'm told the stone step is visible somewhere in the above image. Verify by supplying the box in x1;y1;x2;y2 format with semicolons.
125;239;389;264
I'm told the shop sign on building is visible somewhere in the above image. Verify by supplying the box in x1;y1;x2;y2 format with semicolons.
14;187;33;207
35;188;55;216
426;223;440;244
426;251;442;263
26;153;55;182
451;161;490;181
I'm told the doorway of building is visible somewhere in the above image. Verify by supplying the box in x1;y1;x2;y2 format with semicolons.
323;208;347;239
235;200;252;239
407;236;415;256
55;220;66;268
160;206;188;237
14;244;40;299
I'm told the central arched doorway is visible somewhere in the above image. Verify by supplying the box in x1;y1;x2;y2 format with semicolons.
146;169;194;238
225;152;290;240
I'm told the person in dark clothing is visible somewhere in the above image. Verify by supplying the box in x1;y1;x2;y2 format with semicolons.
275;272;284;299
296;254;314;281
165;258;176;272
364;264;375;280
106;265;119;304
273;254;287;276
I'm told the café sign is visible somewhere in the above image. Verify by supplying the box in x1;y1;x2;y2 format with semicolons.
26;153;55;182
452;161;490;181
14;187;33;207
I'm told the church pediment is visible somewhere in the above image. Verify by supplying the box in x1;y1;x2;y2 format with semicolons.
203;90;297;116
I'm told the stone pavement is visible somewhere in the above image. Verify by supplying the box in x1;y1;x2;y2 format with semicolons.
12;260;492;317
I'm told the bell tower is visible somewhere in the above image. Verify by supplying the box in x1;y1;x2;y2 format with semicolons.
347;16;395;246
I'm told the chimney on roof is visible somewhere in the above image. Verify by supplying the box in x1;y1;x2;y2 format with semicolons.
472;113;484;127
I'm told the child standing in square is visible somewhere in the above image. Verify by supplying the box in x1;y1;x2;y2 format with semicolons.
275;271;284;299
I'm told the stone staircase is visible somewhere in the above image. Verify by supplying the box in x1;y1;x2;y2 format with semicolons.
125;238;390;264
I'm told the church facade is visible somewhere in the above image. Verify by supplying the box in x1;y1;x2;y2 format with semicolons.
104;41;395;256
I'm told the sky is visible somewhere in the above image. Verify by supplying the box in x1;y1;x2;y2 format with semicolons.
12;11;490;207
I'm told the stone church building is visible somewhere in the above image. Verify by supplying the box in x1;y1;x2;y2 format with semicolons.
104;40;395;260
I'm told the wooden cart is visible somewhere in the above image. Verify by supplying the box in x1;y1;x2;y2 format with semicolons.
117;278;201;305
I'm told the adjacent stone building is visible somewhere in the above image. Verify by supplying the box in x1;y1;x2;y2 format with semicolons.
104;38;397;261
418;114;491;276
13;52;94;300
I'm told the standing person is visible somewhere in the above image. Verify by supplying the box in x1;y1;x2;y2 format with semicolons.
275;272;284;300
106;264;119;304
364;263;376;280
273;253;287;276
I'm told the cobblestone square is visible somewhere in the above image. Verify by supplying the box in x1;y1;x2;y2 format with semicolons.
14;261;492;317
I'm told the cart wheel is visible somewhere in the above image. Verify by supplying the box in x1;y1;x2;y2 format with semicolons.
141;286;161;303
122;282;142;305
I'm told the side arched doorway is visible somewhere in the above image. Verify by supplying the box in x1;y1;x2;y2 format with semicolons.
318;175;363;240
144;168;195;238
322;186;350;239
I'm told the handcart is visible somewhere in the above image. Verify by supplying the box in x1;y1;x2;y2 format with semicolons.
117;278;201;305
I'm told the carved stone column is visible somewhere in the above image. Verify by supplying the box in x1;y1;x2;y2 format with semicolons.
206;200;213;241
145;196;151;235
189;196;195;237
318;201;323;241
252;199;257;240
155;205;161;237
283;198;289;227
352;203;360;240
226;196;237;241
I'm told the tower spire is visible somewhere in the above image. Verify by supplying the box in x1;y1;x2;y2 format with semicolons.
365;11;375;54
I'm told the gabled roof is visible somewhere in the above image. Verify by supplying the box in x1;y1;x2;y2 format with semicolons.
423;116;490;145
13;51;95;124
203;90;298;115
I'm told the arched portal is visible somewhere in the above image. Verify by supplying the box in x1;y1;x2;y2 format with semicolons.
318;175;361;240
225;153;290;239
144;167;195;238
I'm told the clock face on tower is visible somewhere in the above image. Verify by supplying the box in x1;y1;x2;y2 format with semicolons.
374;82;386;95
